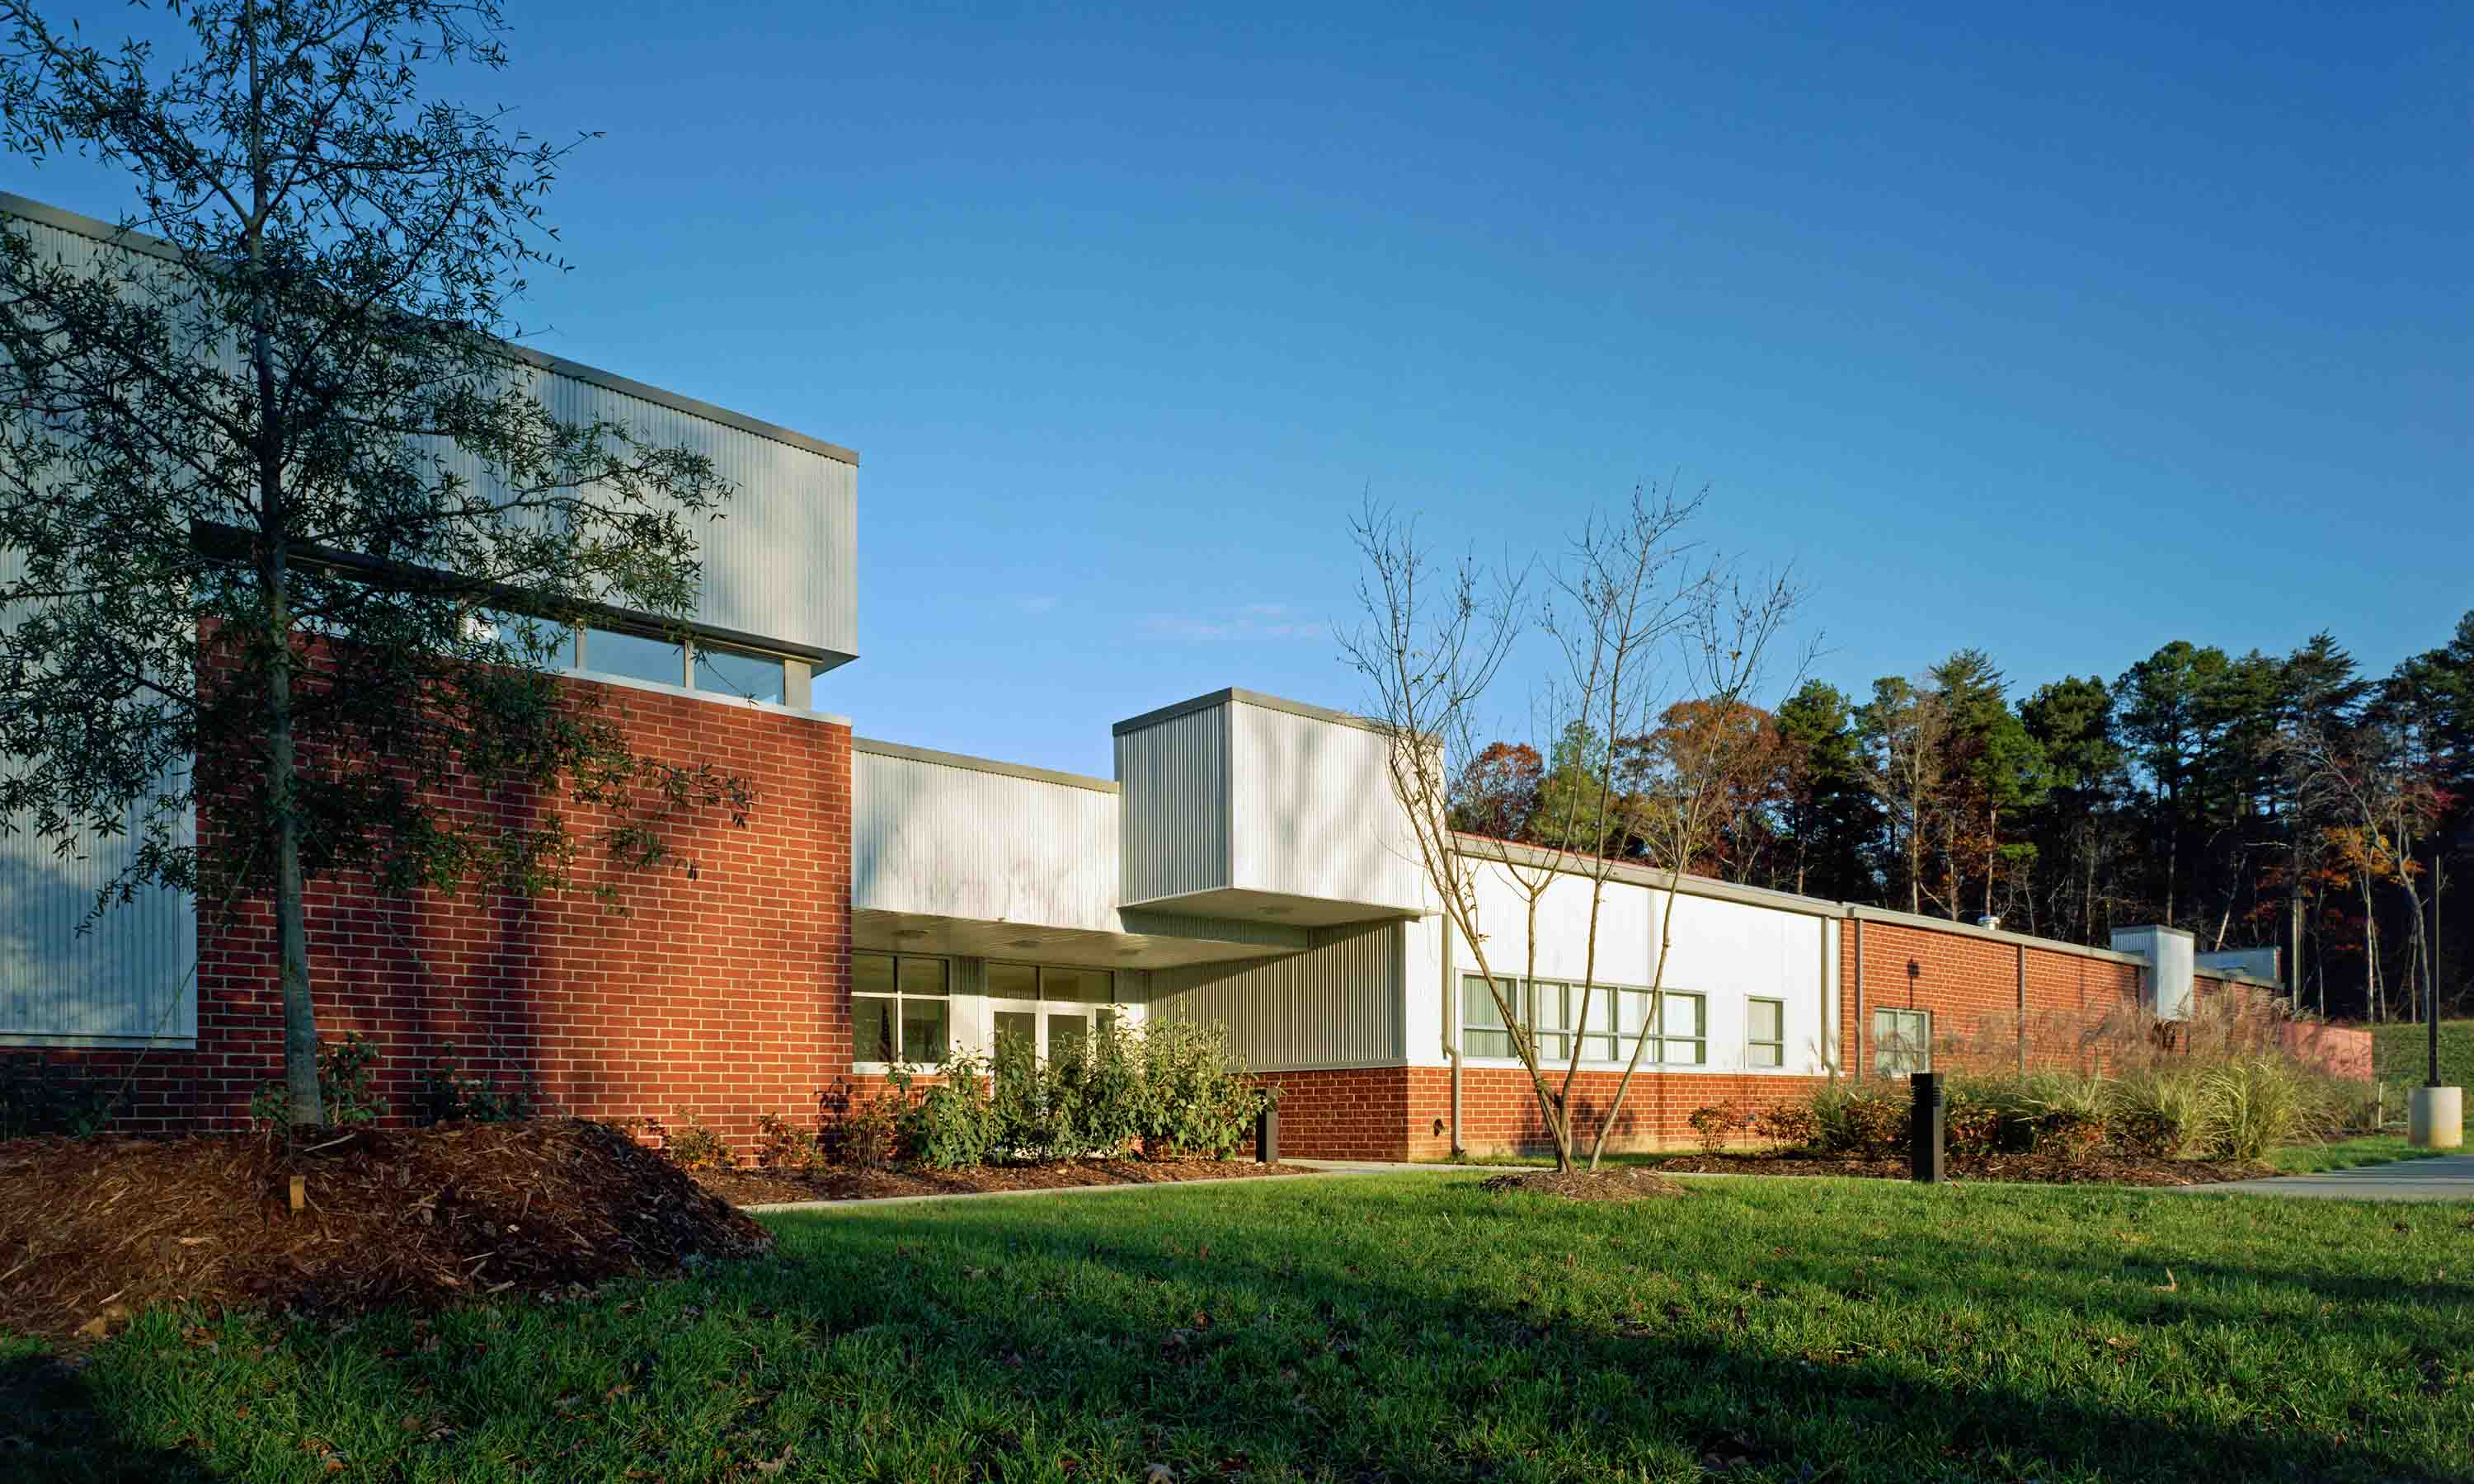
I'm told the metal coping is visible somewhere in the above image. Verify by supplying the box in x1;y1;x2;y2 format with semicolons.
1112;686;1381;738
853;735;1118;794
0;190;858;467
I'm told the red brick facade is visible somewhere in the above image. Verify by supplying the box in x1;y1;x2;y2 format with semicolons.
47;675;853;1153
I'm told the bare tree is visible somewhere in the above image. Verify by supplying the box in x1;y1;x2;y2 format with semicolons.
1585;568;1804;1167
1860;676;1950;917
1342;502;1587;1163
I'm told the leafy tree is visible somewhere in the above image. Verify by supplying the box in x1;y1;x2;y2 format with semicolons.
1773;679;1877;900
0;0;746;1123
1856;674;1949;916
1928;648;2044;923
1448;741;1543;841
2019;674;2124;941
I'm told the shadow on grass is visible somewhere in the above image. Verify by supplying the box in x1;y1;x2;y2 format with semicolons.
22;1176;2465;1482
0;1354;224;1482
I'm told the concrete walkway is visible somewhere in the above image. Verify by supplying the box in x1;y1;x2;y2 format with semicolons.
2164;1154;2474;1201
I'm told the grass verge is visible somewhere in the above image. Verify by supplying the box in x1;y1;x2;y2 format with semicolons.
2266;1134;2453;1174
6;1173;2470;1482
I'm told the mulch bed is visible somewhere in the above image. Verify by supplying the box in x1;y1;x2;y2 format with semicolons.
1653;1149;2278;1186
0;1119;769;1345
1479;1167;1691;1202
693;1156;1300;1206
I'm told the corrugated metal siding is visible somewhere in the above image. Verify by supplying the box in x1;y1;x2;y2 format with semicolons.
1228;701;1423;910
4;203;858;665
1150;921;1404;1070
853;749;1121;932
532;368;857;661
1115;702;1230;903
0;801;197;1045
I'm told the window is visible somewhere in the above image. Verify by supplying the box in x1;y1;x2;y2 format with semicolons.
582;625;685;686
1747;998;1786;1068
469;608;573;666
1461;974;1522;1058
1531;980;1573;1062
854;951;950;1064
1872;1007;1931;1076
693;641;787;704
988;962;1117;1060
1658;991;1707;1065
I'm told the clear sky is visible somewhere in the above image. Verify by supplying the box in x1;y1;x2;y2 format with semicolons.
20;2;2471;776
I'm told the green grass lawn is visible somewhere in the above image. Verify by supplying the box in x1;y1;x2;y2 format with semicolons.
7;1173;2472;1482
2266;1134;2452;1174
2373;1018;2474;1098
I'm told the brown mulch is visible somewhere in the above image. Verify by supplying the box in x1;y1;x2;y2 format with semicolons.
693;1156;1300;1206
1652;1148;2278;1186
1479;1167;1691;1202
0;1119;769;1345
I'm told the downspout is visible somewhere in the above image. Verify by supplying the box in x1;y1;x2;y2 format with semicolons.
2015;943;2027;1075
1442;914;1461;1157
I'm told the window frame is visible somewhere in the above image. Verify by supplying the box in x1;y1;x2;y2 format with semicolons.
852;951;952;1068
986;960;1119;1062
1871;1006;1931;1077
1746;996;1787;1069
1654;989;1708;1066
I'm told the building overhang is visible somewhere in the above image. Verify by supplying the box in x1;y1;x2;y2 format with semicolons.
854;907;1318;970
1117;886;1424;930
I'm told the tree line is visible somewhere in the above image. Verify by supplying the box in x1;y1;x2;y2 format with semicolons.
1452;615;2474;1025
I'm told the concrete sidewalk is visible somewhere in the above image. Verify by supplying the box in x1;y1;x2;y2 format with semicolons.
2162;1154;2474;1202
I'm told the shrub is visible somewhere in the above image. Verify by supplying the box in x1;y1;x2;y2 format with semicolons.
2107;1070;2204;1158
899;1054;1000;1170
1942;1090;2003;1158
1134;1019;1270;1158
650;1108;731;1172
418;1040;541;1125
251;1031;388;1129
2195;1056;2341;1162
1686;1100;1757;1153
1751;1101;1817;1151
1808;1085;1907;1155
755;1111;826;1172
833;1083;906;1169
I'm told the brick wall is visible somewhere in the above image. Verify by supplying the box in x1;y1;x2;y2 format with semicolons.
44;674;853;1153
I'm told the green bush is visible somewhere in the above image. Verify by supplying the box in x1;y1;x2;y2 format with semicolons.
648;1108;731;1171
896;1054;1000;1170
249;1031;388;1129
1134;1018;1272;1158
755;1111;826;1172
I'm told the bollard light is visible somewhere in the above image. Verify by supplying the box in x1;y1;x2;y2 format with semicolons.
1911;1072;1945;1184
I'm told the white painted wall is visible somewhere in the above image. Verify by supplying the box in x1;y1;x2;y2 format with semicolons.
1225;700;1424;911
1424;855;1835;1078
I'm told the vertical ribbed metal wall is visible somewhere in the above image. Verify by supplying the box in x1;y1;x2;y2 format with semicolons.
1150;920;1404;1070
853;747;1122;932
1115;702;1230;903
1227;701;1424;909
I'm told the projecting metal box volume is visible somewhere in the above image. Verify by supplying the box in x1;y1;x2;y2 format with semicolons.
1113;690;1426;927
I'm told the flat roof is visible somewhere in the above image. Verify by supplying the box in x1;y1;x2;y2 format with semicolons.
0;190;858;467
1112;686;1381;738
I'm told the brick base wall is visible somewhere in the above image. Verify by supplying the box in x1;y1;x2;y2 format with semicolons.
1256;1064;1828;1160
36;676;853;1154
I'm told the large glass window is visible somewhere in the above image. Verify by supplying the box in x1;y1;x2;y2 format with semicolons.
1747;998;1786;1068
854;951;950;1064
469;608;574;666
1873;1007;1931;1076
694;641;787;704
582;625;685;687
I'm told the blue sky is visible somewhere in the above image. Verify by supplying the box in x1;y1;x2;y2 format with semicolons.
21;2;2471;775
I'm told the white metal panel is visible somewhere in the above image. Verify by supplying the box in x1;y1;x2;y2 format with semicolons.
1115;702;1230;903
1226;698;1424;911
2113;926;2195;1021
853;748;1121;932
1150;921;1404;1071
1446;855;1830;1076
